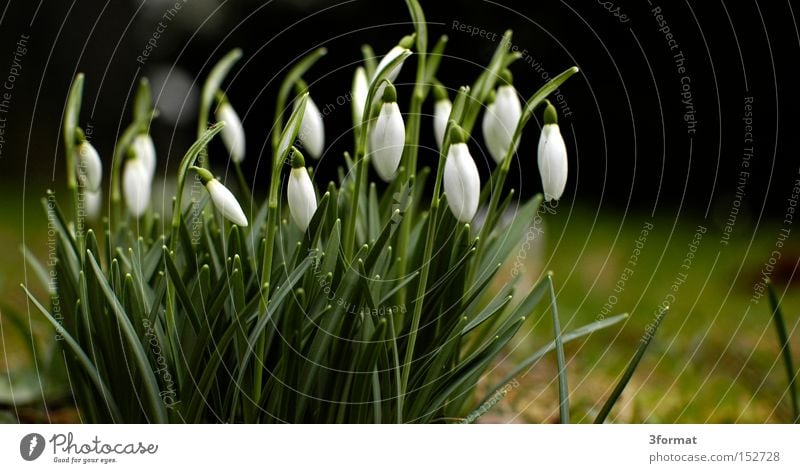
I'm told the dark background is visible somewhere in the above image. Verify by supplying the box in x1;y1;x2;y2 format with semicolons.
0;0;797;223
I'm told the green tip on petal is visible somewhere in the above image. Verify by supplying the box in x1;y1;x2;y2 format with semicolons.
294;79;309;95
191;166;214;184
290;147;306;168
75;127;86;144
398;33;416;49
543;100;558;125
485;89;496;105
215;90;228;106
499;69;514;86
381;81;397;103
448;123;467;144
432;82;448;102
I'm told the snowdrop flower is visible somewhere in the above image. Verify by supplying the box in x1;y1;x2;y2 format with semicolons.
373;34;414;99
368;82;405;182
295;82;325;159
192;166;248;227
482;70;522;164
432;83;452;150
537;101;568;202
122;156;151;217
352;66;368;126
443;125;480;222
287;148;318;232
216;97;245;163
131;132;157;179
85;188;102;220
75;132;102;192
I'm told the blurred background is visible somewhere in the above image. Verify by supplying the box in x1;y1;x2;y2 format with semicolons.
1;0;799;422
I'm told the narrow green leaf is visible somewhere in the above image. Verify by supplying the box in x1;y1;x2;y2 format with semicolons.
767;282;799;423
85;251;168;423
594;308;666;424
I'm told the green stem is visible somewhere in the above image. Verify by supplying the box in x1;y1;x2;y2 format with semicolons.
169;122;225;250
344;52;412;260
197;49;242;167
398;120;457;421
396;1;429;305
472;67;580;282
63;74;84;245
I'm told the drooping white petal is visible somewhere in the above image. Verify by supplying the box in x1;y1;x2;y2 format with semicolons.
482;85;521;164
85;188;102;220
207;179;248;227
369;102;405;182
76;141;102;192
298;96;325;159
352;66;368;126
374;45;407;84
287;167;318;232
123;159;151;217
443;142;481;222
537;124;568;201
132;133;157;179
433;98;452;150
216;102;246;163
373;45;409;99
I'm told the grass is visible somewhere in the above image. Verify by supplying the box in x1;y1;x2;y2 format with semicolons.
475;204;800;423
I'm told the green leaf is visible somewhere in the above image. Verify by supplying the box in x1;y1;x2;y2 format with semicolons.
474;313;629;415
22;285;122;421
767;282;800;423
594;308;666;424
547;274;569;424
85;251;168;423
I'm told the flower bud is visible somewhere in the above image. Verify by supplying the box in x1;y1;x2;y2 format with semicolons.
287;148;318;232
432;84;451;150
482;71;521;164
443;126;480;222
352;66;368;126
296;87;325;159
537;101;568;201
192;166;248;227
216;100;245;163
368;83;405;182
76;139;102;192
131;132;157;179
373;34;414;99
122;157;151;217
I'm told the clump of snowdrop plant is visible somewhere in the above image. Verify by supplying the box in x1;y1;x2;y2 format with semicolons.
23;0;645;424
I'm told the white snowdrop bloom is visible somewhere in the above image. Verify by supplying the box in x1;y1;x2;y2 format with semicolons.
131;133;157;179
352;66;368;126
85;188;102;220
368;83;405;182
298;94;325;159
373;34;414;99
123;158;151;217
433;99;451;150
193;167;248;227
432;84;452;150
287;148;318;232
443;127;480;222
76;140;102;192
537;101;568;202
482;74;522;164
216;100;245;163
